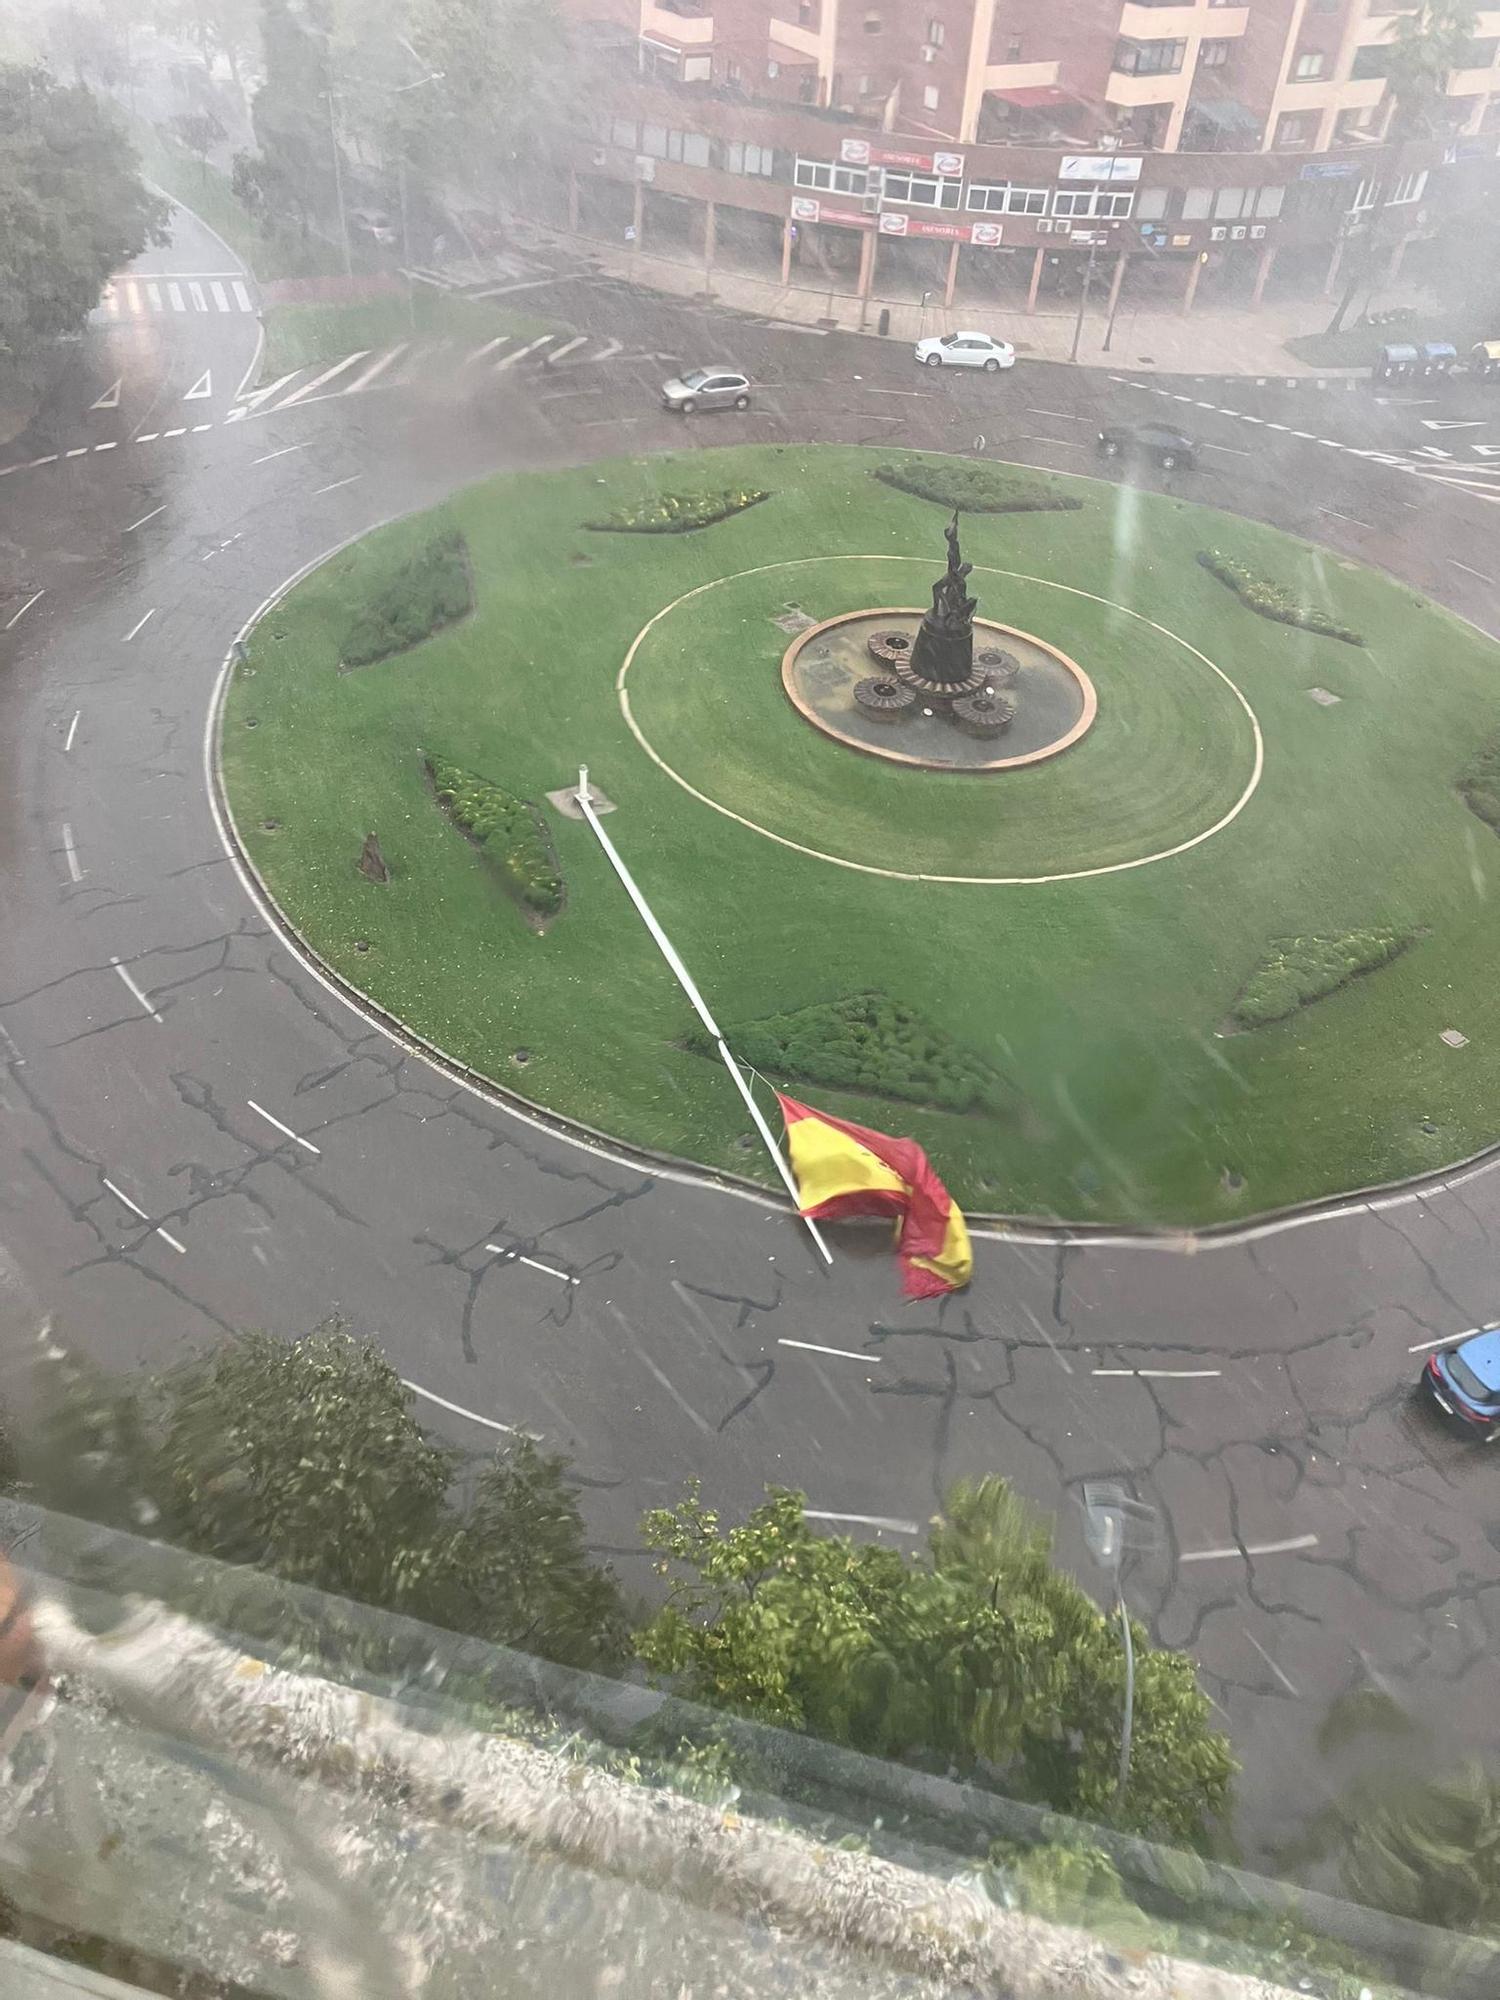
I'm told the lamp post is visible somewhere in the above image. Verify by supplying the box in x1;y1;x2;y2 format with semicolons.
1068;236;1099;365
1082;1482;1160;1805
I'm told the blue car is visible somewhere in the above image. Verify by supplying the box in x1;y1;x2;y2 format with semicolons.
1422;1329;1500;1440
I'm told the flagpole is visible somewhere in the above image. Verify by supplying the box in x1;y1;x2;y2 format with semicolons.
574;769;833;1267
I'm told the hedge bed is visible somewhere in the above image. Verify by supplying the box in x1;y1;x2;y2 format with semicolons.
344;525;472;668
585;490;770;534
1458;733;1500;836
427;757;563;919
875;458;1084;515
1228;928;1413;1030
1197;550;1363;647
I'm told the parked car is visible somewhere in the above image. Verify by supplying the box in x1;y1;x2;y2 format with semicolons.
661;368;752;414
1097;422;1196;471
1421;1329;1500;1440
913;331;1016;372
1471;339;1500;381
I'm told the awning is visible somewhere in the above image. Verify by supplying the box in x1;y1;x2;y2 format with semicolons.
1182;94;1260;134
989;85;1091;111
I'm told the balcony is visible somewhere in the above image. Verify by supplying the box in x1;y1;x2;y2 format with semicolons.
642;0;715;44
1119;1;1245;35
1106;67;1191;105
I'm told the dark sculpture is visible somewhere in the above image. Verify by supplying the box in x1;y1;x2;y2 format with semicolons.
904;512;988;708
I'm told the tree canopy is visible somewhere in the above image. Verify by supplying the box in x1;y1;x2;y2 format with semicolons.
637;1477;1236;1842
0;63;168;365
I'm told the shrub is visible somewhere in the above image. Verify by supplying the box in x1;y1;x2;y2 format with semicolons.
344;525;472;667
427;756;563;919
1458;732;1500;835
874;457;1083;515
1230;929;1411;1030
1197;549;1363;646
585;489;770;534
687;990;1006;1114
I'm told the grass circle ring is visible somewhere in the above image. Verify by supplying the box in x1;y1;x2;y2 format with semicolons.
617;556;1265;887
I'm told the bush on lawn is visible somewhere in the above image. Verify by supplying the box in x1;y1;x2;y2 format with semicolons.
584;489;770;534
689;990;1006;1114
427;756;563;918
1230;929;1411;1030
1458;733;1500;836
873;458;1083;515
1197;549;1363;647
343;525;472;667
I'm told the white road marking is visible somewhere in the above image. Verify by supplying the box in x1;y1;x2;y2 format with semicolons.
166;282;184;312
400;1378;533;1435
1319;507;1373;530
1027;408;1089;421
779;1337;877;1363
125;281;142;314
102;1177;185;1254
188;282;207;312
495;334;555;370
1450;559;1496;584
232;280;252;311
1202;443;1250;456
1317;439;1343;448
1092;1366;1222;1378
312;475;362;496
60;824;83;884
135;433;159;443
66;448;89;458
1264;421;1290;432
63;711;80;753
805;1510;921;1535
5;591;44;630
122;609;156;641
210;281;230;312
1408;1332;1456;1353
252;441;312;466
124;505;165;532
246;1099;322;1155
1237;414;1264;425
465;335;513;364
94;441;118;451
191;423;213;434
239;371;302;410
276;351;372;408
0;1019;24;1068
147;283;163;312
344;344;408;394
1181;1533;1318;1564
1022;434;1086;449
110;956;162;1023
91;377;122;411
547;335;589;364
162;427;186;438
184;369;213;401
484;1241;579;1285
593;337;624;362
1243;1629;1299;1697
1291;430;1317;440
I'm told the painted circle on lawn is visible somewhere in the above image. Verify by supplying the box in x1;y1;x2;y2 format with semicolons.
618;557;1264;885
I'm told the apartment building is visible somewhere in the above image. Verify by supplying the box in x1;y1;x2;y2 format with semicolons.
557;0;1499;320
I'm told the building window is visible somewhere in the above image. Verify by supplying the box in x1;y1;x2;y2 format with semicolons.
610;118;637;150
640;123;668;158
767;60;780;77
1135;186;1168;220
923;82;940;109
1213;186;1249;219
863;11;882;30
882;168;961;207
1388;168;1428;203
927;17;946;45
798;0;818;21
1113;38;1186;75
1256;184;1285;216
857;73;873;91
683;53;711;81
727;140;775;175
1199;39;1234;69
794;156;866;193
1308;0;1339;11
1182;186;1213;218
1274;111;1313;145
1350;44;1394;79
966;181;1048;214
1005;36;1022;59
1291;50;1325;78
1352;175;1380;210
1052;186;1136;218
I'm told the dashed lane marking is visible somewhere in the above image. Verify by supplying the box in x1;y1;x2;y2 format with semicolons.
63;711;80;753
401;1378;536;1436
1451;559;1497;583
1181;1533;1318;1564
252;442;312;466
1319;507;1374;530
1093;1366;1222;1379
804;1510;921;1536
312;475;362;497
124;505;165;532
547;334;589;364
110;956;163;1024
484;1241;579;1285
4;590;43;630
246;1099;322;1155
101;1176;185;1255
495;333;556;370
122;609;156;641
779;1338;879;1363
61;823;83;884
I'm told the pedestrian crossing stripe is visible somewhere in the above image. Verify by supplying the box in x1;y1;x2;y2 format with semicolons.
93;277;254;318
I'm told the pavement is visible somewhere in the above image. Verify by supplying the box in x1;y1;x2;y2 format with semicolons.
495;217;1446;379
4;205;1500;1875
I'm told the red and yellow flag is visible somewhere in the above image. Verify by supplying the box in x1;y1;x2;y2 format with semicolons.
776;1094;973;1298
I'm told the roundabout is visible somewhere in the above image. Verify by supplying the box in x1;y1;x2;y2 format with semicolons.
217;441;1500;1225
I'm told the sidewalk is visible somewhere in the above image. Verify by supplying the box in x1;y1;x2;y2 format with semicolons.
502;219;1380;380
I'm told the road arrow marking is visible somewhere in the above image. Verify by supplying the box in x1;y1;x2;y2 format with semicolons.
1420;418;1486;430
91;378;122;411
1414;445;1454;459
184;369;212;401
1474;443;1500;457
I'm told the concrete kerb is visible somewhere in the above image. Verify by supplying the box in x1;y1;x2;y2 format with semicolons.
204;476;1500;1255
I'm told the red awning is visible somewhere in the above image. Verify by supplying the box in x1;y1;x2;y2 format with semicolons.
990;85;1088;110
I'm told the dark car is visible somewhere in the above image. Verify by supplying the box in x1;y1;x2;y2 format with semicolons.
1098;422;1196;471
1421;1328;1500;1439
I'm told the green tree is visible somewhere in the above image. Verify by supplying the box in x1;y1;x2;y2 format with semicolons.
18;1327;627;1673
637;1477;1235;1842
0;64;168;366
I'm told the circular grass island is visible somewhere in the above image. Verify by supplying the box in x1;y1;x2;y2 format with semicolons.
220;443;1500;1227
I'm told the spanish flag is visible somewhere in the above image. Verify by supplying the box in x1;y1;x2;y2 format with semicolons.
776;1094;973;1298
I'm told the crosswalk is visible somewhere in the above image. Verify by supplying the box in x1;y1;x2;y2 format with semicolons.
232;329;645;419
94;273;255;321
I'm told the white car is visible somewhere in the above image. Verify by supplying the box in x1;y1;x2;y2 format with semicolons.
914;331;1016;373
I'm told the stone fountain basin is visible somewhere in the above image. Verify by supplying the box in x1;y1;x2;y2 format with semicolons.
781;608;1096;773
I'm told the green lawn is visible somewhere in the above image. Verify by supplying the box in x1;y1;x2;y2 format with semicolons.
221;444;1500;1226
259;292;550;378
130;120;346;283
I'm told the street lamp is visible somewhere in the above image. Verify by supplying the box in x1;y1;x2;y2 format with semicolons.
1081;1482;1160;1805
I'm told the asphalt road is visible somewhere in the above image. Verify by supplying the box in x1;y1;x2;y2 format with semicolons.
4;210;1500;1860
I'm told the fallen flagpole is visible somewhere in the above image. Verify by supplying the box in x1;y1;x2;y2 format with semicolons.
574;767;833;1268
